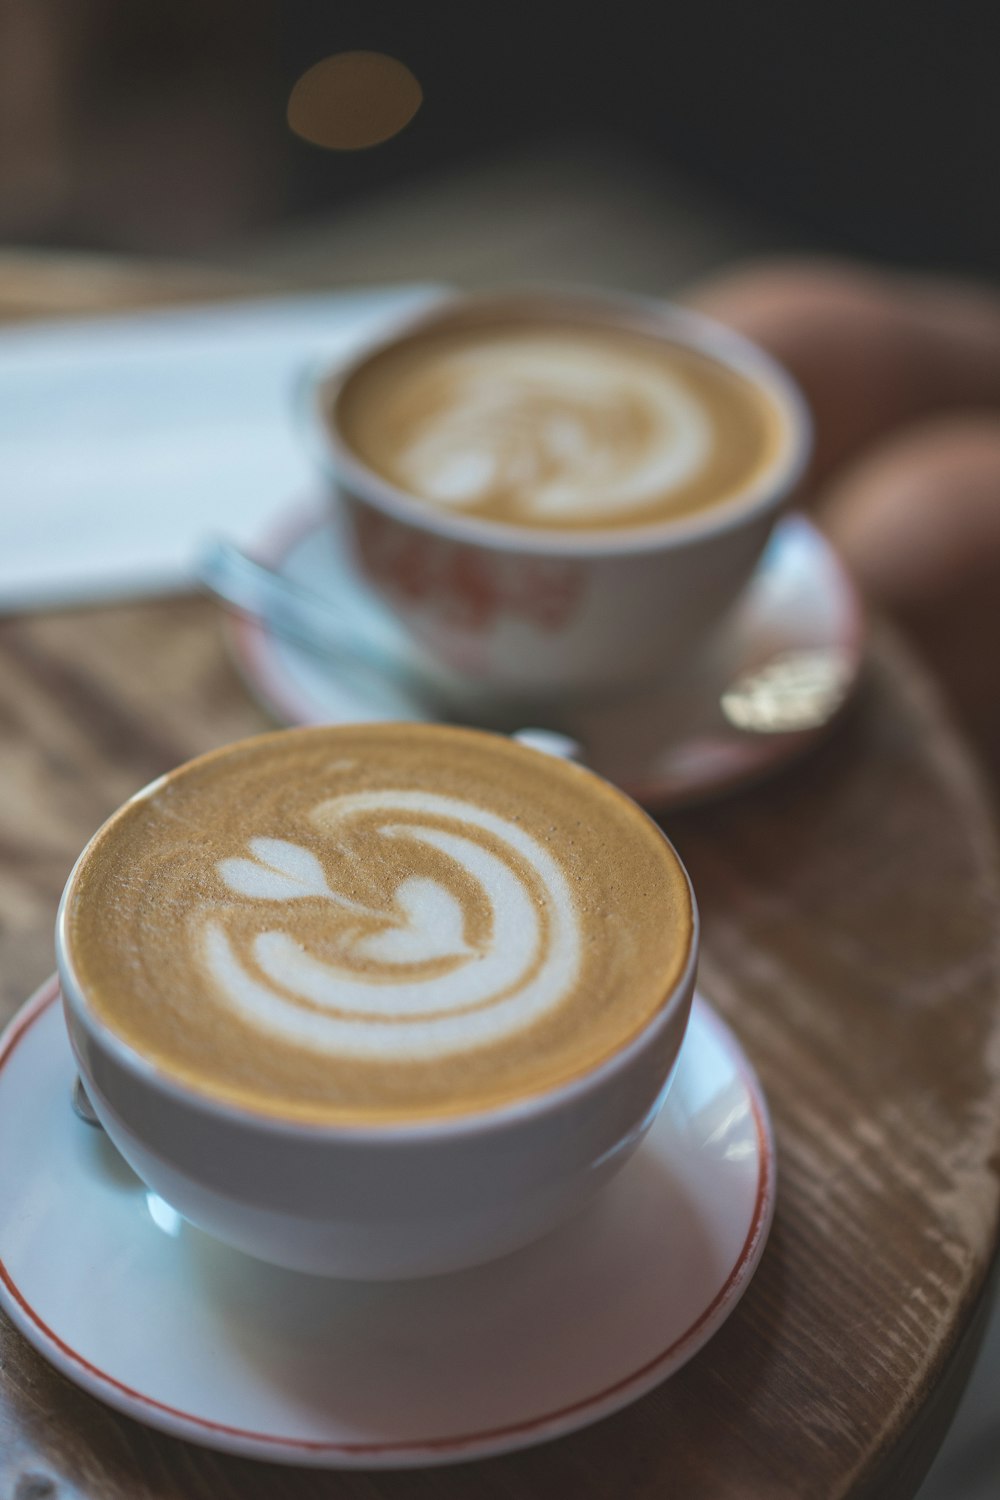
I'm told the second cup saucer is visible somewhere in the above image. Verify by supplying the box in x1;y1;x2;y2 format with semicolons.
225;505;862;809
0;979;773;1469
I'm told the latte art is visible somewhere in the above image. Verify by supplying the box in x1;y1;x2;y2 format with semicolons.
64;726;692;1123
387;340;712;524
204;791;581;1060
337;322;783;532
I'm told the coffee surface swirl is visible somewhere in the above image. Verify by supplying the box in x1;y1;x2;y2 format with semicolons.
337;321;783;531
65;726;692;1124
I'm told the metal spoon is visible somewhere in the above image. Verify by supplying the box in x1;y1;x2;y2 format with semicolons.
71;1075;102;1128
195;539;576;731
196;538;422;690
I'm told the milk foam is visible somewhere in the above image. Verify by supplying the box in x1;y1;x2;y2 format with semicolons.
384;338;713;524
203;790;581;1061
67;725;693;1122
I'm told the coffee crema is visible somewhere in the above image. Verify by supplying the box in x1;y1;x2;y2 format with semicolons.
336;321;784;532
64;726;692;1125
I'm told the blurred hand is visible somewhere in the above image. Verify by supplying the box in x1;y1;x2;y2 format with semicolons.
686;260;1000;779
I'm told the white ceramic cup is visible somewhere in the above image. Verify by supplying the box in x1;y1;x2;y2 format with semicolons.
55;739;698;1281
308;288;811;717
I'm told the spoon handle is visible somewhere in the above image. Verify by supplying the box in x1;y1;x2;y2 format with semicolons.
196;539;586;747
197;539;412;683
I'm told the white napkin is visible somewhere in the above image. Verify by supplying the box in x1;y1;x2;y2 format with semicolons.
0;284;438;613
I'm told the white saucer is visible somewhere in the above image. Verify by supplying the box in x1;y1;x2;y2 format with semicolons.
0;978;774;1469
225;506;863;809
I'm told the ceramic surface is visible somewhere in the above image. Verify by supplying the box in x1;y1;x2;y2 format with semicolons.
308;291;811;707
0;979;774;1467
57;847;697;1279
227;508;862;808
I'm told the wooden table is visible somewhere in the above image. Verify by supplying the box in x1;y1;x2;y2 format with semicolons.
2;259;1000;1500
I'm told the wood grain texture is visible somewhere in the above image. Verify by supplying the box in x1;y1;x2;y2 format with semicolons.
0;250;268;323
1;253;999;1498
2;610;999;1500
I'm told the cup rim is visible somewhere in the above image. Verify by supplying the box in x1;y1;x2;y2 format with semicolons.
56;723;699;1146
306;284;813;558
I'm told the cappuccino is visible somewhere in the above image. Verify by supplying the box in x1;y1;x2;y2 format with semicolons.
63;726;692;1125
336;319;783;532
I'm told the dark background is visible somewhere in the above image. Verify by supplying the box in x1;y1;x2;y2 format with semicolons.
1;0;997;275
281;0;1000;275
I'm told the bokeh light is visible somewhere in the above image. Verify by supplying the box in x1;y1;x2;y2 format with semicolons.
287;51;422;151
